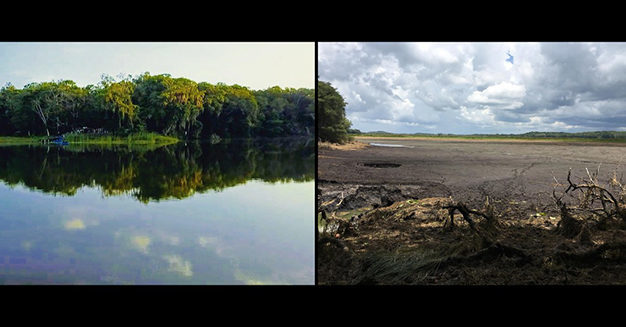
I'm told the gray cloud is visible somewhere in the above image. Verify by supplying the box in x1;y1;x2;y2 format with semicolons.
319;42;626;133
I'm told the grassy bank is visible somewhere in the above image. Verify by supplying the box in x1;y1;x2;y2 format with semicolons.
64;132;179;145
0;133;179;146
0;136;45;145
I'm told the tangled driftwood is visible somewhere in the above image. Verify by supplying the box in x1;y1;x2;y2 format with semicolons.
553;167;626;236
442;197;500;245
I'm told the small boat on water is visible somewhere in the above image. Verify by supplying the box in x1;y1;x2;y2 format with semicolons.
52;137;69;146
43;135;69;146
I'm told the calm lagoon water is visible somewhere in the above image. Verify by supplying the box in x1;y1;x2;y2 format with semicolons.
0;138;314;284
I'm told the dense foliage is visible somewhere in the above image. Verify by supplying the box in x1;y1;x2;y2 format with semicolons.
317;80;351;144
0;73;314;139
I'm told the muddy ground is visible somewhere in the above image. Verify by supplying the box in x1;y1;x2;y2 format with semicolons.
318;138;626;285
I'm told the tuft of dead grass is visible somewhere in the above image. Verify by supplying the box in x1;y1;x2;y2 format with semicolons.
318;140;369;151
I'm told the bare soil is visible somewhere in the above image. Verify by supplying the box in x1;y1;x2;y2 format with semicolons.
318;138;626;285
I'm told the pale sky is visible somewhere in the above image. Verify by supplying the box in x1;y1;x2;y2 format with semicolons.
0;42;314;90
319;42;626;134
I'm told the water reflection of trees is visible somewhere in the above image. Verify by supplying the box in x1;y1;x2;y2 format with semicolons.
0;138;314;202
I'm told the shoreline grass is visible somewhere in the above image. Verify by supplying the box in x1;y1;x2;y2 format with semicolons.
0;136;45;145
0;133;179;146
64;132;179;145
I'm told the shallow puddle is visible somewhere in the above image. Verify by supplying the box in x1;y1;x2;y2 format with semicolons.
369;143;412;148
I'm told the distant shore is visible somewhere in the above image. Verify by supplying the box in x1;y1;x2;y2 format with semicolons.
354;134;626;146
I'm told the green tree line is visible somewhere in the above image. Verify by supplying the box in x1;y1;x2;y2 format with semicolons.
0;73;314;139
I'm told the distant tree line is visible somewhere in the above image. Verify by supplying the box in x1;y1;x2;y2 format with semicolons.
358;131;626;140
519;131;626;139
0;73;314;139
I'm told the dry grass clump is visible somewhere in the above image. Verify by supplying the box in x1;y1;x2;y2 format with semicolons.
318;140;369;151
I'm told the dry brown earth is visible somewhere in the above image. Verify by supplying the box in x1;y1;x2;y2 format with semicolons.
317;138;626;285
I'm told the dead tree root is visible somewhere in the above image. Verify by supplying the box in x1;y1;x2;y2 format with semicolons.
553;241;626;265
443;201;499;247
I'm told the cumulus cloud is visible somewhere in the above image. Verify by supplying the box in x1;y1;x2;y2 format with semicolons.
467;81;526;109
319;42;626;133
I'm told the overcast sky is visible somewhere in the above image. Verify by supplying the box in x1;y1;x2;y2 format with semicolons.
319;42;626;134
0;42;314;90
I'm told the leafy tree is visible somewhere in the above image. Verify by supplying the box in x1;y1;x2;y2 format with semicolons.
8;81;88;136
318;80;351;143
102;78;138;131
255;86;289;136
18;82;61;136
254;86;314;137
0;84;20;135
286;87;314;136
217;85;259;137
132;73;171;134
53;80;89;134
160;77;205;138
197;82;229;138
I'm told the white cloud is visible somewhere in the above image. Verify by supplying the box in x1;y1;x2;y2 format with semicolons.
409;43;459;64
480;82;526;99
467;82;526;110
319;42;626;133
460;106;495;124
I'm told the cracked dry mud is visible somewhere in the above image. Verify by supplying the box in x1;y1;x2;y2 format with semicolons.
317;138;626;285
